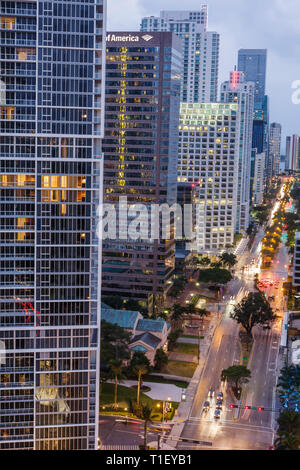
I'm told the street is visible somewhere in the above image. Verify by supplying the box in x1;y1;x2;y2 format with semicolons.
174;226;289;450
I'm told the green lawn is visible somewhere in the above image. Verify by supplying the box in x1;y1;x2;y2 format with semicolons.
144;375;189;389
172;342;198;355
163;360;197;378
100;383;155;408
100;383;178;421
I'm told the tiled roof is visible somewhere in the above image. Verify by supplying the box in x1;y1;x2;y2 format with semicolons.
101;307;140;329
131;345;148;352
136;318;167;333
130;332;161;350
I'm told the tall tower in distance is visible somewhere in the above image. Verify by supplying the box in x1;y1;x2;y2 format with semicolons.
237;49;267;112
0;0;106;450
141;7;220;103
269;123;282;178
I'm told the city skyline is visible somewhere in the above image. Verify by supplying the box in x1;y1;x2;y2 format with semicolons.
108;0;300;149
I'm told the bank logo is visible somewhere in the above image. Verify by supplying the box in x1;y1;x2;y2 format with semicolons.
142;34;153;42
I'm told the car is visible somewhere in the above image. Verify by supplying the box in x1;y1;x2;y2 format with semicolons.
214;409;221;419
203;401;210;412
217;392;224;401
216;400;223;410
209;388;215;398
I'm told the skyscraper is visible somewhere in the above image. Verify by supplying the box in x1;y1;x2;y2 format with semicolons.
178;103;240;253
220;70;254;232
286;134;300;172
141;8;220;103
0;0;106;450
269;123;282;177
237;49;267;110
102;32;182;313
253;152;266;205
238;49;269;178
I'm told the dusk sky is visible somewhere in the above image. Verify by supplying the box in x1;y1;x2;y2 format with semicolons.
108;0;300;152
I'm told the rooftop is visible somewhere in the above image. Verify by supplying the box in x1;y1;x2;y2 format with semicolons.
101;307;140;329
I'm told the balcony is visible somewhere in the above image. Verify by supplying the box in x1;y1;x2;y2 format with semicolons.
0;54;36;61
0;9;36;16
0;39;36;47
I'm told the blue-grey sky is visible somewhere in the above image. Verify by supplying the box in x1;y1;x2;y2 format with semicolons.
108;0;300;152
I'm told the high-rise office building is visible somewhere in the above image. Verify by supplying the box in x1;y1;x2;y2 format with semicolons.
253;152;266;205
220;70;254;233
286;136;291;171
102;32;182;313
237;49;267;110
238;49;269;177
141;8;220;103
178;103;240;253
269;123;282;177
0;0;106;450
286;134;300;171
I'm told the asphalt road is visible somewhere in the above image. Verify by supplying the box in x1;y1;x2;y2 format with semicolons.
175;229;289;450
99;415;163;448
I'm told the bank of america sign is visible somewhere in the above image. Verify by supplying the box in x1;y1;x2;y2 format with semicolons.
106;34;153;42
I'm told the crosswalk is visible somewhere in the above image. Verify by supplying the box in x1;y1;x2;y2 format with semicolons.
101;445;140;450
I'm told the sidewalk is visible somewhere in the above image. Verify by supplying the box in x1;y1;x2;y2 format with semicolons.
106;380;184;402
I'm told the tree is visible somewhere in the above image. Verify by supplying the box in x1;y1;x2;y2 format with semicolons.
140;404;153;449
198;256;211;267
171;304;186;329
198;268;232;285
197;308;210;328
277;409;300;435
219;252;237;269
101;320;131;364
154;348;168;371
275;432;300;450
230;292;276;338
108;359;125;409
221;365;251;390
130;352;151;405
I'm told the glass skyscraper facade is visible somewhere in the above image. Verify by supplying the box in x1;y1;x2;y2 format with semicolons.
141;9;219;103
0;0;106;450
238;49;269;182
102;32;182;313
237;49;267;109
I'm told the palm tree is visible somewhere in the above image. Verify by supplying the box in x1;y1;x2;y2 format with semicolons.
277;409;300;435
108;359;124;409
140;404;153;449
197;308;210;329
275;432;300;450
171;304;186;329
219;252;237;269
198;256;211;267
133;364;149;406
